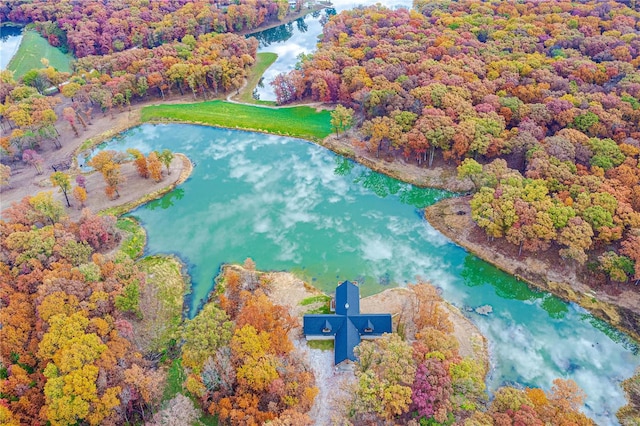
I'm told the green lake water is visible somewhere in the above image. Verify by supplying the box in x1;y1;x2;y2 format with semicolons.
98;123;637;425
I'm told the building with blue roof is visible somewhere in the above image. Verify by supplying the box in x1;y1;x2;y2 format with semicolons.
303;280;393;365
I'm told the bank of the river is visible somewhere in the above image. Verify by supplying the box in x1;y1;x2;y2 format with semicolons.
425;196;640;344
0;24;23;70
320;132;474;192
1;54;636;353
261;265;488;368
112;98;639;346
0;93;198;214
238;2;330;37
229;52;278;106
48;153;191;221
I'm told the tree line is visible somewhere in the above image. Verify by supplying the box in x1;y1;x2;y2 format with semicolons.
3;0;305;57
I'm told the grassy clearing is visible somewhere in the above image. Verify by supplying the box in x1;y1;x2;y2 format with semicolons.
116;217;146;259
163;358;186;401
308;340;334;350
134;255;187;354
238;52;278;106
300;294;331;305
7;30;72;78
301;294;332;314
306;305;331;314
141;100;332;141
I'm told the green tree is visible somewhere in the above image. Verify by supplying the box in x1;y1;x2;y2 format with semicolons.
115;283;141;318
330;104;355;137
588;138;625;171
352;334;415;420
573;112;599;133
599;251;634;283
29;192;65;225
50;171;72;207
450;358;487;411
158;149;174;175
182;304;233;371
457;158;484;192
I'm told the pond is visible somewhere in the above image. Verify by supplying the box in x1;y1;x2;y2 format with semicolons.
97;123;638;425
0;25;22;70
249;0;413;102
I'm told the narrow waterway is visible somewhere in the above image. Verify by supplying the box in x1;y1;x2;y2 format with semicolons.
0;26;22;70
250;0;412;101
95;123;638;425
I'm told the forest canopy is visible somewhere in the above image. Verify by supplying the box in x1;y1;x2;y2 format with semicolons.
275;0;640;283
2;0;302;57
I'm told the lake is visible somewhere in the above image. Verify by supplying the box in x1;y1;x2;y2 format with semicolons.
0;25;22;70
250;0;413;101
95;123;639;425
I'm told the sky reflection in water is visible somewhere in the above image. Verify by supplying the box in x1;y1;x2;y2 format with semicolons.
90;123;640;425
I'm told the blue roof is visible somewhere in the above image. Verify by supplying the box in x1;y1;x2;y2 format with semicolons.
303;281;392;365
335;280;360;316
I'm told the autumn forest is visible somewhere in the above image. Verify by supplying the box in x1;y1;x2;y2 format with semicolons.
1;0;640;424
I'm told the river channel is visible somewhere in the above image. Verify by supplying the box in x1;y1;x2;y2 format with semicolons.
94;123;640;425
251;0;413;101
0;25;22;70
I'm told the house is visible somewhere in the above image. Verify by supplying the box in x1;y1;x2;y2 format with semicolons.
303;281;392;365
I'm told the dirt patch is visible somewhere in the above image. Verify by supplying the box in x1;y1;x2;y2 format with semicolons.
1;93;198;215
361;288;488;369
425;196;640;343
2;153;191;221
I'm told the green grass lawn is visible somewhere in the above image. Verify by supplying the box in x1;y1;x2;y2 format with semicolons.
141;100;333;141
308;340;335;350
238;52;278;106
7;30;73;78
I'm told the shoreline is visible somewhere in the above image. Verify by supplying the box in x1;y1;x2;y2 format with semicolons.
98;153;193;218
424;196;640;344
8;103;638;343
222;264;489;369
218;264;489;424
320;134;473;192
239;3;330;37
2;70;636;344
